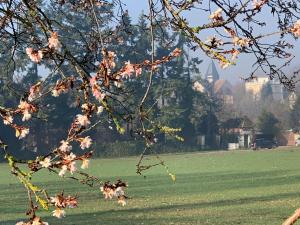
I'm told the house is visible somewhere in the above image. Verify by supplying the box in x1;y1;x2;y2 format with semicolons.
245;76;269;100
270;79;285;102
238;117;254;149
214;79;234;105
245;76;286;102
220;117;254;149
195;60;234;104
288;91;297;109
276;130;300;146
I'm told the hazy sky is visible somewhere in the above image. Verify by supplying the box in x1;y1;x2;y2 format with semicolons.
123;1;300;84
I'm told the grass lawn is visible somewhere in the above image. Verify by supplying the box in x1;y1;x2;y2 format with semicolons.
1;147;300;224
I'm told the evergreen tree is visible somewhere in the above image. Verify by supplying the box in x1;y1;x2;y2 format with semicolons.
289;96;300;131
261;83;273;101
257;110;280;136
190;87;221;148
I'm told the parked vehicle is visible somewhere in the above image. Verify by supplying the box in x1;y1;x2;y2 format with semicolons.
251;134;278;150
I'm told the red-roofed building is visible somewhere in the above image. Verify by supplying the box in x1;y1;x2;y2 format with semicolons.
214;79;234;105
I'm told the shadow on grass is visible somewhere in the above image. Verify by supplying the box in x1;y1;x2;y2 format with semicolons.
2;169;300;224
1;168;297;190
5;190;300;225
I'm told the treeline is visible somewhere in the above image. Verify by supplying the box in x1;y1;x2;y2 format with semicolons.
0;7;220;160
1;6;300;161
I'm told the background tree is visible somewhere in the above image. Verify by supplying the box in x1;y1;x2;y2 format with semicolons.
289;95;300;131
190;78;221;148
232;82;291;131
261;83;273;101
257;110;280;137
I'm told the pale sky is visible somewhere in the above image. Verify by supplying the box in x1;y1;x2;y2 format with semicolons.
123;1;300;84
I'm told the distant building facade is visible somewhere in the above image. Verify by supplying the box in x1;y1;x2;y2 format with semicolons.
214;79;234;105
245;77;269;100
270;79;285;102
245;76;286;102
288;92;297;109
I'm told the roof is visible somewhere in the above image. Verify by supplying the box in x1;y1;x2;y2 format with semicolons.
221;117;253;129
214;79;232;94
205;60;219;82
240;117;254;128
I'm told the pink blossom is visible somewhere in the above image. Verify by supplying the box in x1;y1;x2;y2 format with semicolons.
81;103;89;111
26;48;43;63
209;8;223;22
118;196;126;206
224;27;236;37
48;32;62;50
291;20;300;37
64;152;76;161
108;51;116;58
20;128;30;139
50;194;78;209
219;61;230;69
114;80;123;88
114;186;125;197
231;49;240;60
76;114;90;127
16;127;29;139
69;161;77;174
18;101;36;121
15;222;25;225
59;165;68;177
3;115;13;125
65;195;78;208
171;48;182;57
97;106;104;114
28;82;41;101
40;157;51;168
252;0;268;10
18;101;32;111
92;87;104;100
50;196;62;207
51;89;59;97
52;208;65;218
135;67;142;77
59;140;72;152
51;80;69;97
89;76;97;86
232;36;250;47
102;50;116;69
121;61;134;78
22;110;31;121
100;180;128;205
90;79;105;100
60;153;77;174
100;186;114;199
32;219;40;225
32;217;48;225
80;136;92;149
205;36;224;47
81;158;90;169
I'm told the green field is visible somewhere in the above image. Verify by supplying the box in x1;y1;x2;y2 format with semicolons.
1;148;300;224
